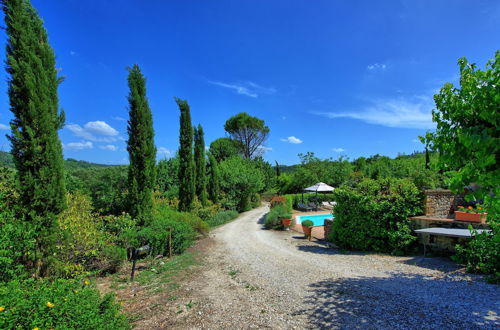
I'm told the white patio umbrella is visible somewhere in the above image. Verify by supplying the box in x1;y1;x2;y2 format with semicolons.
304;182;334;192
303;182;334;203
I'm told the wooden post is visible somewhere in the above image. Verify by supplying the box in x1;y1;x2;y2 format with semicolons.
130;248;137;281
168;228;173;258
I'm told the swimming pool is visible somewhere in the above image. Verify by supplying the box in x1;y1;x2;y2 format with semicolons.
296;213;334;227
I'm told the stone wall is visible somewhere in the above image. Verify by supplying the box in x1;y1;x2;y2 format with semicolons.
324;219;333;241
424;189;462;218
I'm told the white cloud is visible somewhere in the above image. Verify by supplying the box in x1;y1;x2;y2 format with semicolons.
70;51;77;56
313;96;435;129
64;141;93;150
0;124;9;130
367;63;387;71
258;146;272;152
208;80;276;98
333;148;345;153
157;147;171;157
112;116;126;121
84;121;118;136
99;144;117;151
280;136;303;144
66;121;119;142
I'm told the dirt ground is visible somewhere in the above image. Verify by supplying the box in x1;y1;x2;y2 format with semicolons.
98;205;499;329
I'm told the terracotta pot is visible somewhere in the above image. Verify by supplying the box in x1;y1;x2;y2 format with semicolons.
302;225;312;241
281;218;292;228
455;211;487;223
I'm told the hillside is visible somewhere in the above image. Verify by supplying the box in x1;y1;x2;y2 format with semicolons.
0;151;114;169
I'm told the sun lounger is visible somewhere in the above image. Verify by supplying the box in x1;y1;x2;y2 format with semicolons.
308;202;319;211
297;203;313;211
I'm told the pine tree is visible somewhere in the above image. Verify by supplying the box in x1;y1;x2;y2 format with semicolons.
3;0;67;272
207;152;220;204
193;124;208;205
176;98;195;211
126;65;156;226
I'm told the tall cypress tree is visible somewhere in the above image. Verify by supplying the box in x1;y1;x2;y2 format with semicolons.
177;98;195;211
126;65;156;226
3;0;66;271
207;152;220;204
193;124;208;205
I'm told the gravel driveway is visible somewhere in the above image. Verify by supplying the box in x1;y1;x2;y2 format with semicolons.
146;205;499;329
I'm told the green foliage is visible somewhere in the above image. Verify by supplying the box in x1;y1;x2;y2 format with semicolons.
206;210;239;228
224;112;270;159
454;230;500;283
219;156;265;212
0;278;129;329
3;0;67;274
264;205;291;229
193;125;208;205
329;178;422;254
176;98;196;212
426;51;499;277
156;156;180;199
190;197;220;223
0;213;36;281
301;220;314;227
67;166;128;215
126;65;156;226
55;193;127;277
128;208;197;256
207;153;221;203
209;137;242;162
284;193;334;209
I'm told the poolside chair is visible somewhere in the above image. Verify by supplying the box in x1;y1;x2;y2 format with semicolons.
321;202;333;210
308;202;319;211
298;203;313;211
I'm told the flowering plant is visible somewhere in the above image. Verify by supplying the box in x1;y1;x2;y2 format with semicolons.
456;205;487;214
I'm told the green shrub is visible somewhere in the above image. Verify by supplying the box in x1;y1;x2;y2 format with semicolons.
0;279;129;329
0;216;36;281
301;219;314;227
206;210;239;227
329;178;422;254
124;208;197;257
264;205;291;229
454;230;500;283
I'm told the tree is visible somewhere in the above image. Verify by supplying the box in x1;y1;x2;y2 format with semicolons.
219;156;265;211
193;124;208;205
156;156;179;197
3;0;67;274
207;152;220;203
126;64;156;226
209;137;242;162
426;52;499;279
224;112;270;159
275;161;281;177
176;98;195;211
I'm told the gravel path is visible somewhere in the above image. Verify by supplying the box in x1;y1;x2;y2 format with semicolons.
148;205;499;329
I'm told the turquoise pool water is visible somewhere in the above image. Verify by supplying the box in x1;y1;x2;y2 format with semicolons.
296;213;334;227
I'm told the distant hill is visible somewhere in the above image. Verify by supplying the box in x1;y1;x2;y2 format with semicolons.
0;151;114;169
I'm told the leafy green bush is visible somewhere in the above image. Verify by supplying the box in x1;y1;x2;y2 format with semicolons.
264;205;291;229
301;219;314;227
54;192;127;277
329;178;422;254
206;210;239;227
0;216;36;281
454;230;500;283
0;279;129;329
124;208;197;257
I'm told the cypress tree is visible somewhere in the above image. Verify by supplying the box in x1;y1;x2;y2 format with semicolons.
176;98;195;211
3;0;66;272
275;160;281;177
207;152;220;204
193;124;208;205
126;65;156;226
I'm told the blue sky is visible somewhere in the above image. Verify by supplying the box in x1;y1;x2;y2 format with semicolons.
0;0;498;165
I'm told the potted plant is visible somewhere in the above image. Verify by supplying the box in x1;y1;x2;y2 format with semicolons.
455;205;487;223
280;213;292;230
301;219;314;241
